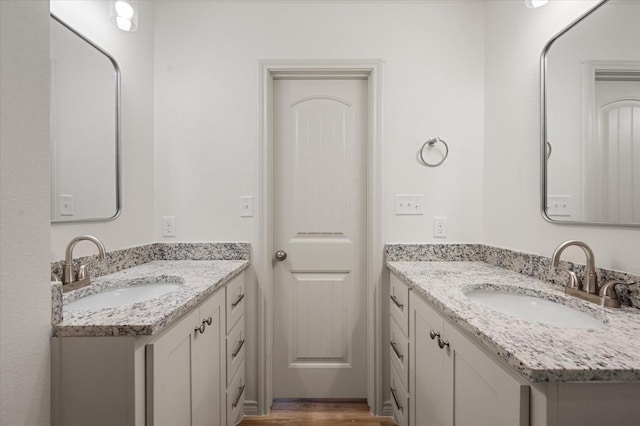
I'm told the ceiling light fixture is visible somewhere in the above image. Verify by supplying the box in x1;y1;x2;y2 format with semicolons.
525;0;549;8
110;0;138;32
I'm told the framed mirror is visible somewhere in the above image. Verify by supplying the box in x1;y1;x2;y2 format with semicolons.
542;0;640;226
50;14;121;223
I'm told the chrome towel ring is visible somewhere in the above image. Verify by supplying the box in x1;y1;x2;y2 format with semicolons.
418;137;449;167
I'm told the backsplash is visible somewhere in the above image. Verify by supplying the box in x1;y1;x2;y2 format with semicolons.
385;244;640;309
51;242;250;280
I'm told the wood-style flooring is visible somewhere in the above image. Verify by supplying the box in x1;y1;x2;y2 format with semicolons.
238;399;397;426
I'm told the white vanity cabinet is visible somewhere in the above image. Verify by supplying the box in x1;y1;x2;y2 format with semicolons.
225;274;246;426
146;289;226;426
391;269;640;426
389;272;528;426
410;290;529;426
51;272;246;426
389;273;410;426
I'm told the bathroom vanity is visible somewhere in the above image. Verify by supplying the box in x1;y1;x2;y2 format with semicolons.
51;260;247;426
388;261;640;426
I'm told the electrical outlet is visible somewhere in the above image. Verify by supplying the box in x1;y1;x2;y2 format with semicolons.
395;194;424;215
547;195;571;217
162;216;176;237
434;217;447;238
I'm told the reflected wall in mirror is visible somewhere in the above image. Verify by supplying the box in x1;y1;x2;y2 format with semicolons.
542;0;640;226
50;15;121;223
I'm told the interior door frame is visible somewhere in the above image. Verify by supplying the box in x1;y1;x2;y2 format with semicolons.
257;59;384;415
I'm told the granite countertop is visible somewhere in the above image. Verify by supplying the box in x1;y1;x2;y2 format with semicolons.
53;260;249;337
387;260;640;383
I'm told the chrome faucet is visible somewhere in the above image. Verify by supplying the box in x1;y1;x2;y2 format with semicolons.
62;235;106;291
551;240;598;294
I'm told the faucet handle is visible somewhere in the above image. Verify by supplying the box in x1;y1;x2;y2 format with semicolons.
599;280;636;299
77;264;90;280
557;268;580;289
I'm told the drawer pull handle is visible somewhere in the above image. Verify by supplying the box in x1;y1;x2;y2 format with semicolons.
231;293;245;308
232;385;245;409
232;339;245;359
437;336;450;349
390;386;403;413
390;341;403;360
203;316;212;326
390;295;404;310
429;330;440;340
195;323;206;334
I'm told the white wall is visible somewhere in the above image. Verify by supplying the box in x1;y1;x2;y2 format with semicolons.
484;0;640;274
154;0;486;408
49;0;155;260
0;1;51;425
153;0;485;245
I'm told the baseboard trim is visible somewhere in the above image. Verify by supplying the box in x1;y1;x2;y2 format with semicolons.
382;400;393;417
243;400;260;416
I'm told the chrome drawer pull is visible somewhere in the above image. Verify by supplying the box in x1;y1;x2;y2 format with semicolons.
231;293;245;308
232;385;245;409
232;339;245;359
195;323;206;334
390;386;403;412
429;330;440;340
203;316;212;326
390;295;404;310
390;341;404;361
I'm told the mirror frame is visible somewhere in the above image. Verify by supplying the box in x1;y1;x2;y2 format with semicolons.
50;13;122;224
540;0;640;227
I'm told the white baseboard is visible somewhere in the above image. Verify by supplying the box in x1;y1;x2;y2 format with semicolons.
243;400;260;416
382;400;393;417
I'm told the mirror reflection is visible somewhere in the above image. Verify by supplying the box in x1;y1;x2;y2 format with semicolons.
543;0;640;225
50;15;120;223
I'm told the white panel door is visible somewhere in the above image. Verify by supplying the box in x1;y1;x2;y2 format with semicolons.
586;79;640;222
273;78;367;398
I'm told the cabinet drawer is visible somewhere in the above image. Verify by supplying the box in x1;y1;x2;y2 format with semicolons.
390;317;409;391
390;273;409;336
226;272;245;333
226;361;245;426
390;361;409;426
226;317;245;386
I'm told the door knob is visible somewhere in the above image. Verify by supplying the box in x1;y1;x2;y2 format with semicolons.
275;250;287;261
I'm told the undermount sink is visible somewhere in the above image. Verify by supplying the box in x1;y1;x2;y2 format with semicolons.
465;287;603;329
65;280;182;312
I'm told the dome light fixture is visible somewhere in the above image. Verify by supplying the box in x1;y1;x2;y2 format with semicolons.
525;0;549;8
110;0;138;32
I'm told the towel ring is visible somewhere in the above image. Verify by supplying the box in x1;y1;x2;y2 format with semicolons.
418;137;449;167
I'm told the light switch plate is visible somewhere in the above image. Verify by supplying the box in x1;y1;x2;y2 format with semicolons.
395;194;424;215
60;194;74;216
240;196;254;217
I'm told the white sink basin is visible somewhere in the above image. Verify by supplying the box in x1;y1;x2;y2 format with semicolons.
65;281;182;312
465;288;603;329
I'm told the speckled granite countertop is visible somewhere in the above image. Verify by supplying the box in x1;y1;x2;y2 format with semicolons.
53;260;248;337
387;261;640;383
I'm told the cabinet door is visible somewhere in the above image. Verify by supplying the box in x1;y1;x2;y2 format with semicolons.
410;292;446;426
443;322;529;426
146;309;199;426
193;291;226;426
